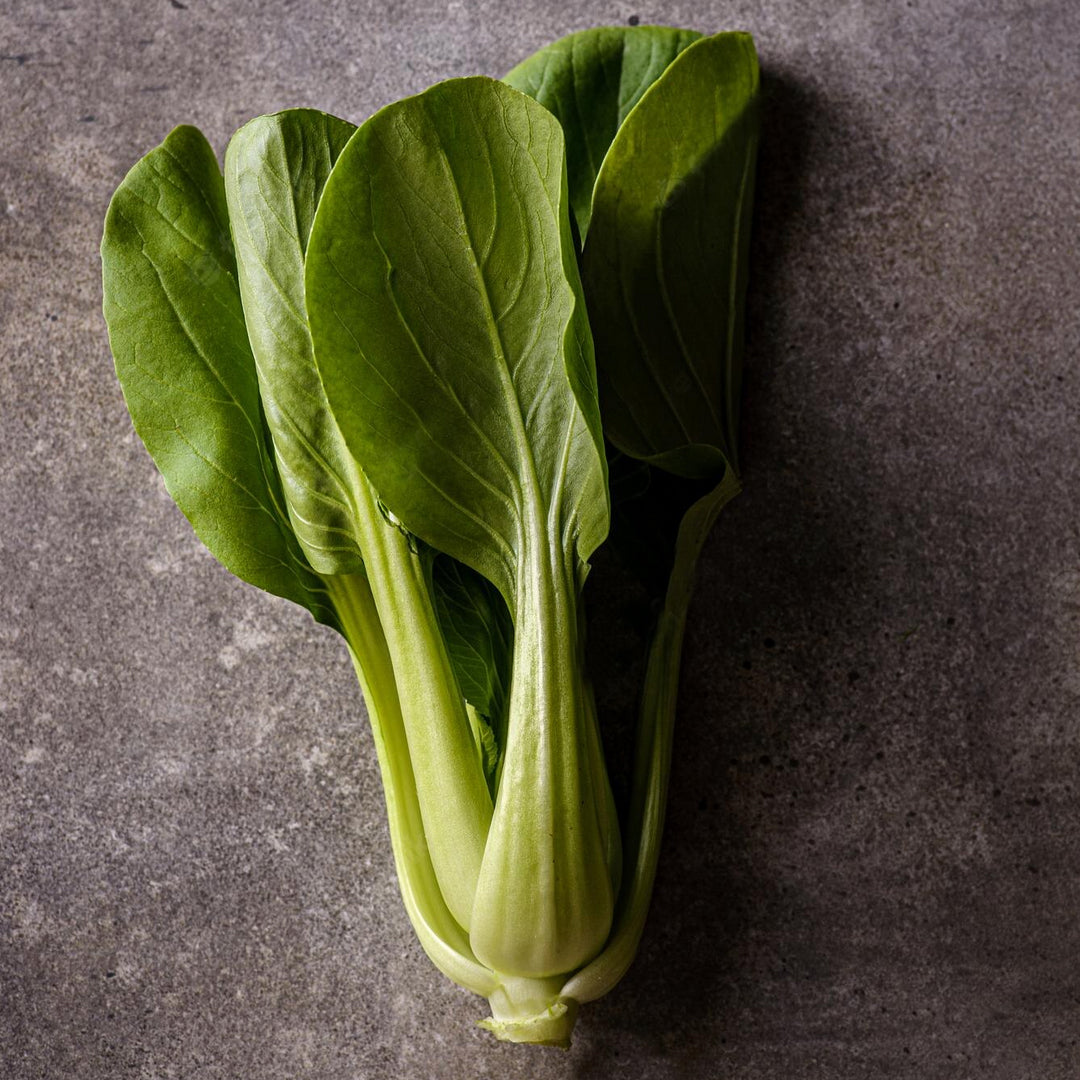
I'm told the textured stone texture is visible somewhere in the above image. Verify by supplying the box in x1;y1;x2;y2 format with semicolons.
2;1;1079;1077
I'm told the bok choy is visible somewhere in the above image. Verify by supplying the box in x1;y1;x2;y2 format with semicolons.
101;26;759;1047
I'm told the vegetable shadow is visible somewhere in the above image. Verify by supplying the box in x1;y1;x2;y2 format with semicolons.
578;67;887;1073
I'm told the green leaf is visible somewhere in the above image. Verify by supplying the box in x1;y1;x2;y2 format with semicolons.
504;25;701;241
225;112;495;925
432;555;513;754
101;125;337;629
306;75;608;606
583;32;760;479
307;76;618;981
224;109;364;576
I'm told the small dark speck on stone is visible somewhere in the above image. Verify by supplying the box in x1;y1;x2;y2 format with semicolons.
848;670;860;683
759;755;771;766
742;659;752;670
763;636;776;648
79;114;95;122
875;750;885;760
170;0;188;8
1;53;31;64
1026;796;1041;807
946;616;956;627
628;14;640;25
105;971;116;978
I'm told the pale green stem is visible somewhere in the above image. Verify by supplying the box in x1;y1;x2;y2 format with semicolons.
326;573;495;996
562;470;740;1004
469;540;616;980
478;975;578;1048
343;463;493;932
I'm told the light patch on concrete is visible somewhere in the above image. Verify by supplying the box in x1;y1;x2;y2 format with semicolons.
50;662;100;687
218;644;241;670
9;895;48;944
266;829;291;853
299;744;329;777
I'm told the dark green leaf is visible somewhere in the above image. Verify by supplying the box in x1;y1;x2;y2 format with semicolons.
433;551;514;800
101;125;337;628
504;25;701;241
432;555;513;735
583;32;760;479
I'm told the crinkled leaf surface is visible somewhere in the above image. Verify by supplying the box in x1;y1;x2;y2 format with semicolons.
305;76;608;606
225;109;364;575
504;25;701;241
583;32;760;480
101;125;337;629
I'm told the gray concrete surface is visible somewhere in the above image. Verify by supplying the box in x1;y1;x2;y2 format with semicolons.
2;0;1079;1076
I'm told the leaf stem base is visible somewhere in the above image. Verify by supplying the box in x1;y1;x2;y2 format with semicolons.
478;976;578;1048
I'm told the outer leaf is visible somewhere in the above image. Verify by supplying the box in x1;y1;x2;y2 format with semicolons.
504;25;701;242
225;109;363;575
306;75;608;606
101;125;337;628
563;469;742;1005
308;76;618;989
583;32;760;479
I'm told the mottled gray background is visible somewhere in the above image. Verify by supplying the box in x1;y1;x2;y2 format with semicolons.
2;0;1079;1077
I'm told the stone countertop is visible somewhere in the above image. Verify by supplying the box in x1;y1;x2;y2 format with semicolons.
2;1;1078;1077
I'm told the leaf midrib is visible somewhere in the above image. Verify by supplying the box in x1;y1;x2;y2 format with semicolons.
425;93;557;586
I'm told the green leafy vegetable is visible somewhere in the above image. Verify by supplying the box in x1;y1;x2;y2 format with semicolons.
101;27;760;1049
